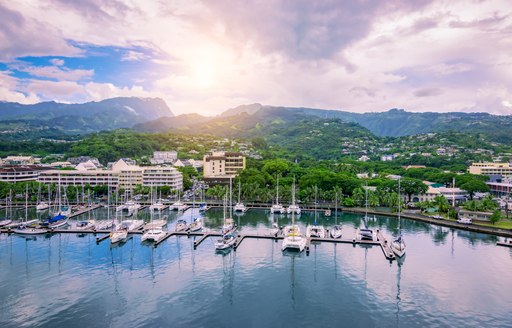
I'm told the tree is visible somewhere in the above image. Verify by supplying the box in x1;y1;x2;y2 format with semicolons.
489;210;502;225
460;179;490;200
433;195;450;213
401;178;428;203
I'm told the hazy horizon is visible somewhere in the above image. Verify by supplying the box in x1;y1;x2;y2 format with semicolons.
0;1;511;116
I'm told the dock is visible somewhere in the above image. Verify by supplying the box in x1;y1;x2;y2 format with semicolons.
497;241;512;248
0;224;398;261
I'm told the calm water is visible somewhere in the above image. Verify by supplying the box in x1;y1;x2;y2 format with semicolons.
1;207;511;328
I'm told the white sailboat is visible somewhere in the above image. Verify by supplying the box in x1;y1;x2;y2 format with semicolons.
330;191;342;239
76;191;95;230
233;180;247;212
110;193;128;244
358;183;374;241
36;183;50;211
286;178;301;214
282;205;306;252
391;178;406;258
215;194;237;250
13;186;46;235
188;188;203;232
149;187;166;211
96;184;114;230
270;176;286;214
141;211;167;243
306;186;326;238
0;192;13;227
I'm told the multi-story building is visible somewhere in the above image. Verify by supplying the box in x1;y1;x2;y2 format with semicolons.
37;159;183;193
143;166;183;190
150;151;177;165
468;162;512;178
203;151;246;185
411;182;468;204
0;165;50;183
113;159;143;193
38;170;118;188
4;156;36;165
486;180;512;198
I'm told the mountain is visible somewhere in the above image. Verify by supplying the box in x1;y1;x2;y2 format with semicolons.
217;105;512;143
133;113;210;133
0;97;173;136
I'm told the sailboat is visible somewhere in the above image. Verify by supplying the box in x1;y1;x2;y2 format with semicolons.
13;186;46;235
76;191;95;230
188;187;203;232
233;180;247;212
391;178;406;257
358;183;374;241
306;186;326;238
42;174;69;228
286;178;301;214
0;192;13;227
330;191;342;239
96;184;114;230
270;176;286;214
141;211;167;243
149;187;166;211
110;192;128;244
282;202;306;252
36;183;49;211
215;194;237;250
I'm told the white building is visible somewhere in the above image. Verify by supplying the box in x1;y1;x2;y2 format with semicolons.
468;162;512;178
411;182;468;204
203;151;246;184
0;165;50;183
38;159;182;193
150;151;177;165
143;166;183;190
4;156;36;165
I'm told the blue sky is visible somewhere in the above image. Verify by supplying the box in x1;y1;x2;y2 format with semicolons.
0;0;511;115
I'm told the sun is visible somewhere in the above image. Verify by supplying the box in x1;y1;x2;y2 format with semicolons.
193;61;215;88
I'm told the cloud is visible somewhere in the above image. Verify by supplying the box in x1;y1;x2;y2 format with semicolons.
0;0;511;116
0;3;81;61
50;58;65;66
10;62;94;81
414;87;444;97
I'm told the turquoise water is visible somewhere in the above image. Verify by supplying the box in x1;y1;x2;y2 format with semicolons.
1;208;511;327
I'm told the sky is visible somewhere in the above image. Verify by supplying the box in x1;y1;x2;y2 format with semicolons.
0;0;511;116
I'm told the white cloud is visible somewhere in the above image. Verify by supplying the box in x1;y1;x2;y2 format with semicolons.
0;0;510;115
11;62;94;81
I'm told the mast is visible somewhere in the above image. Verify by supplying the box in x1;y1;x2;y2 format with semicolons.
238;180;241;203
229;177;232;218
276;176;279;205
335;191;338;225
314;185;318;225
292;178;296;206
291;193;295;241
398;178;401;235
25;185;28;222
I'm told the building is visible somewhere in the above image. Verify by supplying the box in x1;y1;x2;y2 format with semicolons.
113;159;143;193
486;180;512;198
67;156;101;167
150;151;177;165
38;169;118;188
0;165;51;183
468;162;512;178
4;156;36;165
203;151;246;185
411;182;468;204
143;166;183;190
38;159;183;193
380;154;394;161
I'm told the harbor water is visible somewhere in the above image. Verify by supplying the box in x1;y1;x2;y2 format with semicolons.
0;207;511;327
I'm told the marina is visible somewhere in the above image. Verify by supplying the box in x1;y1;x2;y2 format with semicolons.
1;206;512;327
